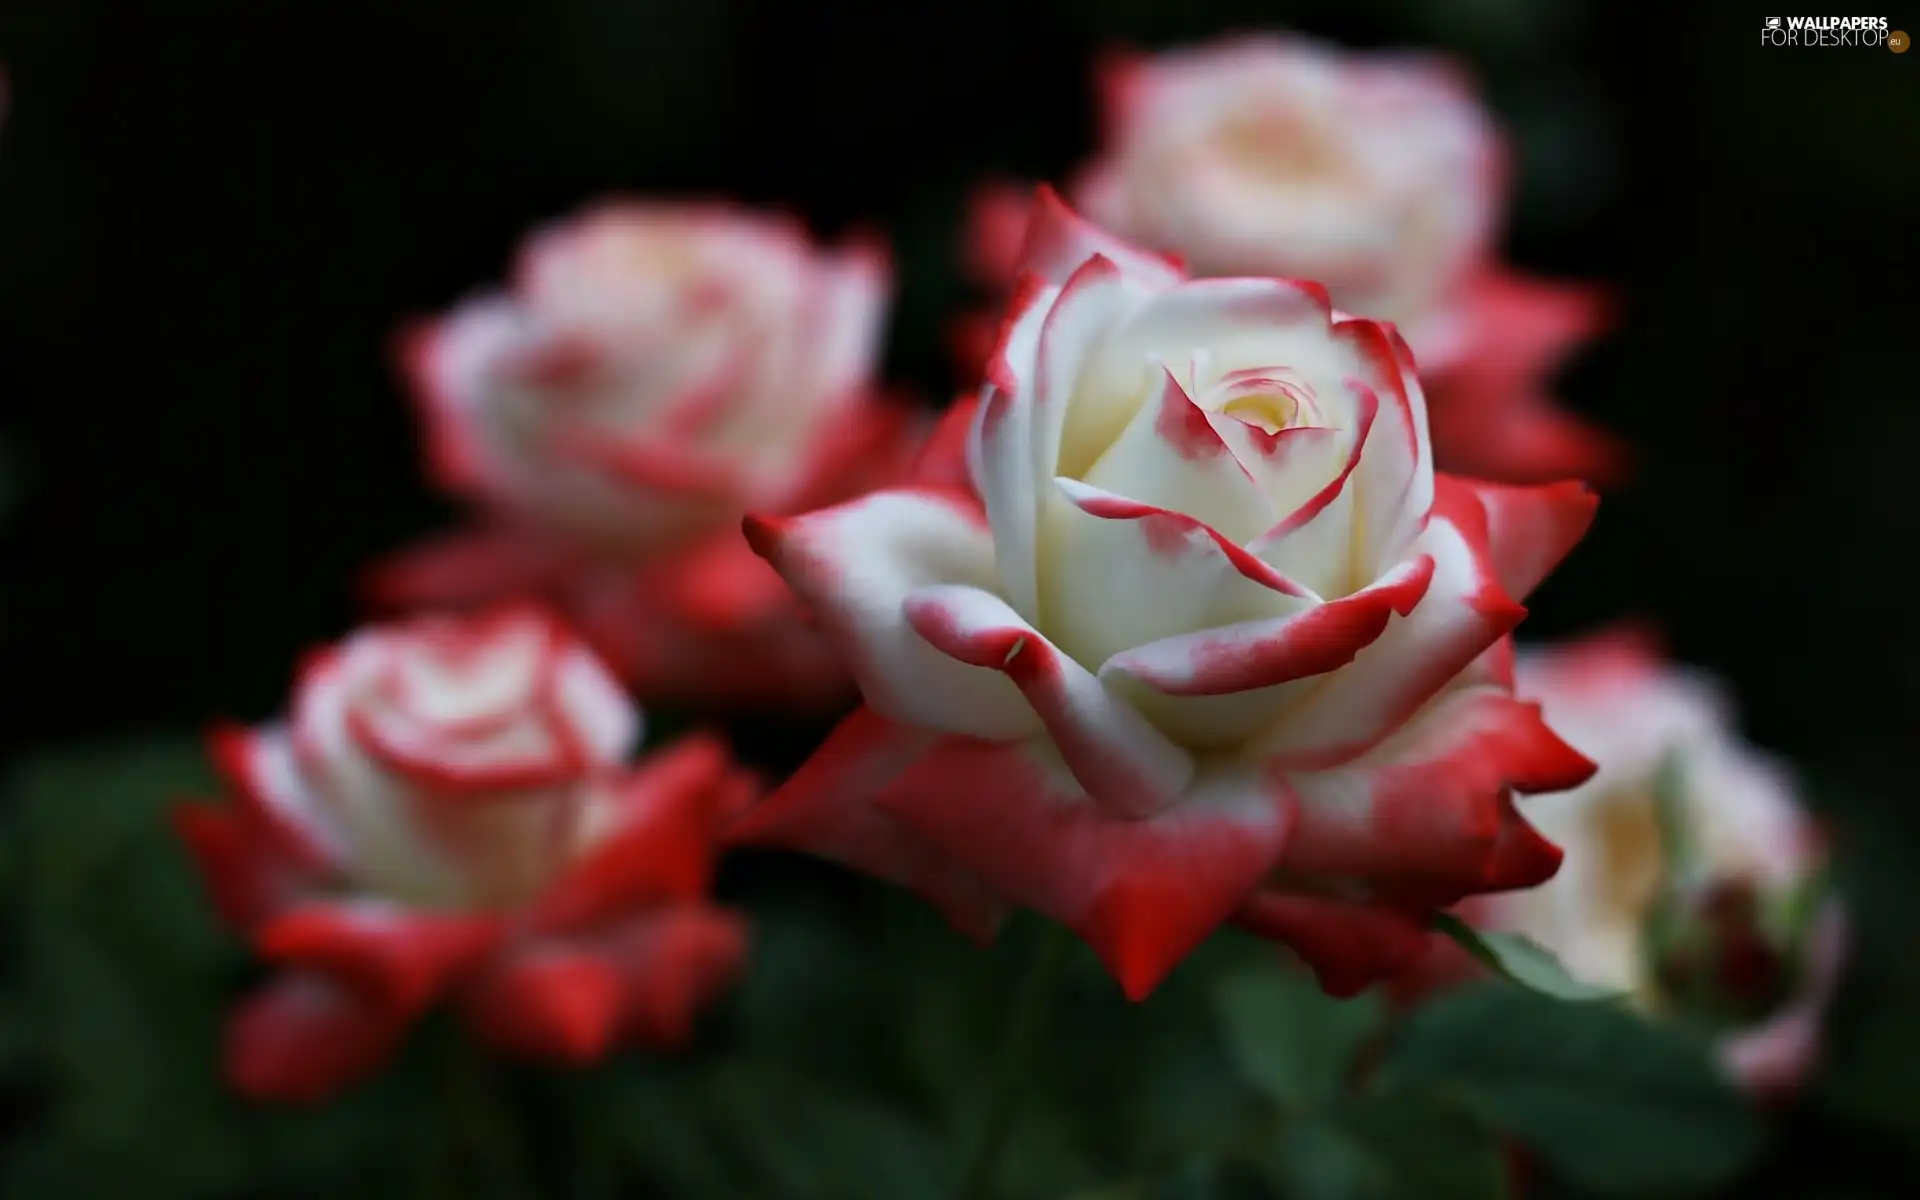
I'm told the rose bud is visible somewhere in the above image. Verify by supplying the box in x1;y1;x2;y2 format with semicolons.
366;203;923;709
959;35;1623;487
733;189;1599;1000
172;607;755;1103
1428;627;1844;1097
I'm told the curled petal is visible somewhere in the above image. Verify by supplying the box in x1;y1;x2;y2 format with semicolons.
743;488;1038;740
255;901;502;1015
1099;555;1433;748
727;706;1010;942
1252;475;1527;768
1041;478;1311;682
1235;891;1434;997
1276;686;1594;903
1342;321;1434;576
1463;478;1598;604
904;583;1194;817
226;972;407;1104
1081;367;1272;544
880;739;1296;999
1016;184;1185;289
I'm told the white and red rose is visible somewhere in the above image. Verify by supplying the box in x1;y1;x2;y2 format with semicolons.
368;202;922;708
173;607;755;1102
1434;628;1843;1096
734;190;1599;999
959;35;1622;486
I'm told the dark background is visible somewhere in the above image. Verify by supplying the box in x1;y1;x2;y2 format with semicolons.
2;0;1914;766
2;0;1919;1193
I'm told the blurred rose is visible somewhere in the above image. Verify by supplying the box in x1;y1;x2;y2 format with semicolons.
1424;627;1843;1097
960;35;1622;486
735;191;1598;999
173;607;754;1103
368;202;922;709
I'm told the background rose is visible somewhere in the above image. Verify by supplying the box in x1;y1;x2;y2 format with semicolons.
366;203;922;707
959;35;1622;486
172;607;755;1102
736;191;1598;999
1432;627;1843;1096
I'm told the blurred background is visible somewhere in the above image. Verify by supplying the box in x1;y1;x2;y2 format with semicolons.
0;1;1916;1196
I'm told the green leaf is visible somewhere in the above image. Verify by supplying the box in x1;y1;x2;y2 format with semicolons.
606;1065;746;1200
1259;1089;1507;1200
1211;965;1384;1110
1382;983;1764;1194
698;1058;949;1200
1431;913;1620;1003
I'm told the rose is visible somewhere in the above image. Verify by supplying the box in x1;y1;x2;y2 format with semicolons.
959;35;1623;486
366;202;920;707
734;190;1600;999
1438;627;1843;1096
173;607;755;1102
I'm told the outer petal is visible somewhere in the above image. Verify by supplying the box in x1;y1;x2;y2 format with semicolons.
226;972;407;1104
1251;475;1527;768
604;906;750;1048
1099;555;1433;749
742;488;1038;739
359;525;570;618
205;724;346;872
903;583;1194;817
910;395;982;492
880;738;1296;999
1426;271;1623;487
255;901;502;1015
1275;685;1595;903
533;734;755;933
727;706;1010;942
1720;903;1846;1099
1016;184;1185;289
1235;891;1434;997
464;947;626;1065
1462;478;1598;604
170;804;310;931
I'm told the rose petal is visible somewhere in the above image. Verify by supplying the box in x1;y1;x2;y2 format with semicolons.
1250;475;1526;768
1235;890;1435;997
255;900;502;1014
601;906;750;1048
170;803;310;931
903;583;1194;817
1275;684;1594;902
205;724;346;871
1336;319;1433;578
464;948;625;1065
1080;367;1274;544
1247;379;1378;597
726;706;1010;943
533;734;752;932
1062;277;1343;481
742;488;1038;739
1462;478;1599;604
1016;184;1185;289
226;972;407;1104
880;738;1296;999
1100;555;1433;749
1040;478;1312;678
